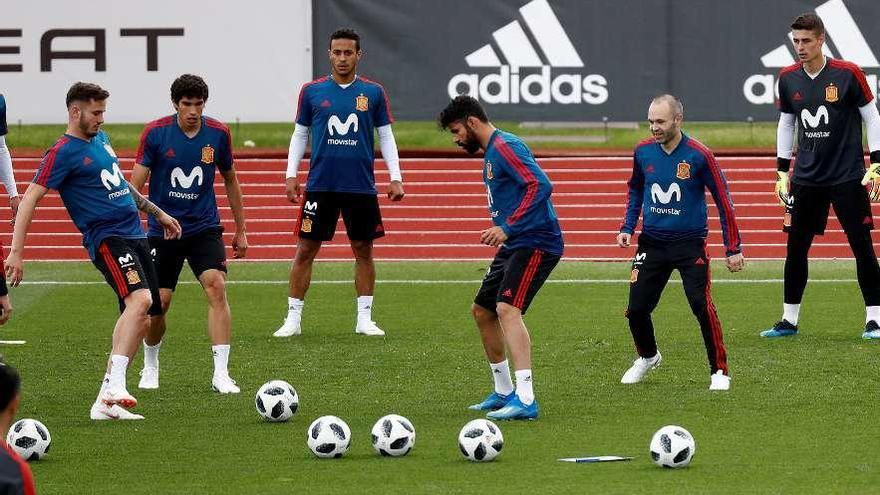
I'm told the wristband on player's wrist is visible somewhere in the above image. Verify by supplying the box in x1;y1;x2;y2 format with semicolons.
776;157;791;172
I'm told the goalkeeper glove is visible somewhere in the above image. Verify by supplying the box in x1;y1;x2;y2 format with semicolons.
774;170;789;206
862;163;880;202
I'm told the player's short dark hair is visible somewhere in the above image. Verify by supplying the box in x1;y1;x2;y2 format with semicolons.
791;12;825;36
66;82;109;108
171;74;209;104
330;28;360;52
0;362;21;412
438;95;489;130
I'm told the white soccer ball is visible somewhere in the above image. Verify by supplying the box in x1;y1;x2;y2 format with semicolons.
7;419;51;461
458;419;503;462
371;414;415;457
254;380;298;422
243;139;256;147
649;425;696;468
307;415;352;458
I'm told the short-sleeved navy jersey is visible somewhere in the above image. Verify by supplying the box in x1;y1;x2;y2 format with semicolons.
33;131;143;259
295;75;393;194
136;115;233;238
777;58;874;186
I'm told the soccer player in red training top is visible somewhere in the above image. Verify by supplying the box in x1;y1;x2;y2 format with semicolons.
131;74;247;394
0;364;36;495
275;28;404;337
6;83;181;421
763;12;880;339
439;95;564;420
618;95;743;391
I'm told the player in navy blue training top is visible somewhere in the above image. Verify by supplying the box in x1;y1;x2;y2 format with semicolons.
5;83;181;421
131;74;247;394
764;12;880;339
618;95;743;391
276;28;405;338
439;95;563;420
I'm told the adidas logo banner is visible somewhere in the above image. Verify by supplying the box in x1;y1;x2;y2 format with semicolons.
314;0;880;121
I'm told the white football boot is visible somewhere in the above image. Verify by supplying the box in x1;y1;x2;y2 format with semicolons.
100;386;138;409
355;320;385;336
620;352;662;384
138;367;159;389
709;370;731;391
212;375;241;394
90;402;144;421
273;316;302;337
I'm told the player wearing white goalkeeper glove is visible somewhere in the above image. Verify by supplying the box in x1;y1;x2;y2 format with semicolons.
775;170;789;206
861;162;880;202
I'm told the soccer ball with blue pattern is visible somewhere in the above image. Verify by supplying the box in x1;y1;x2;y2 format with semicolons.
458;419;503;462
307;415;351;458
7;418;51;461
371;414;415;457
254;380;298;422
649;425;695;468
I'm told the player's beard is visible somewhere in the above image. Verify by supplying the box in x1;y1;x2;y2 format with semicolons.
458;127;482;154
653;128;675;145
79;115;99;138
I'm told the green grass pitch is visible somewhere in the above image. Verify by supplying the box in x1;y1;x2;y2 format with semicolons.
3;260;878;494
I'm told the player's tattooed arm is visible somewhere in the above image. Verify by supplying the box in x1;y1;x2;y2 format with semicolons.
129;187;182;239
129;187;162;217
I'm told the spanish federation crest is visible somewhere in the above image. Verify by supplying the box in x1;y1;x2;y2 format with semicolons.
676;161;691;180
825;83;839;103
301;218;312;233
201;145;214;164
125;269;141;285
355;94;369;112
486;161;494;180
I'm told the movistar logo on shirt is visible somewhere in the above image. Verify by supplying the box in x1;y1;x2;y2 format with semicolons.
169;166;203;199
101;163;131;200
649;183;682;215
801;106;831;138
327;113;359;146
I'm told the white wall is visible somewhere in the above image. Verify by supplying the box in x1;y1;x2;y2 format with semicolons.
1;0;312;123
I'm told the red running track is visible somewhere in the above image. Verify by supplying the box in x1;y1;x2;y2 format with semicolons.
4;156;878;261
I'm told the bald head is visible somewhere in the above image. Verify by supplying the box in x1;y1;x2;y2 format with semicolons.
650;94;683;118
647;94;684;148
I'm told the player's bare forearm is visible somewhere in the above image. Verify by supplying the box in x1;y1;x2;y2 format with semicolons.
130;163;151;191
129;186;163;218
9;184;47;256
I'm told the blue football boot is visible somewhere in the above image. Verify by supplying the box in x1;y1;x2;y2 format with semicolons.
468;391;515;411
486;396;539;421
863;320;880;340
760;319;799;338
